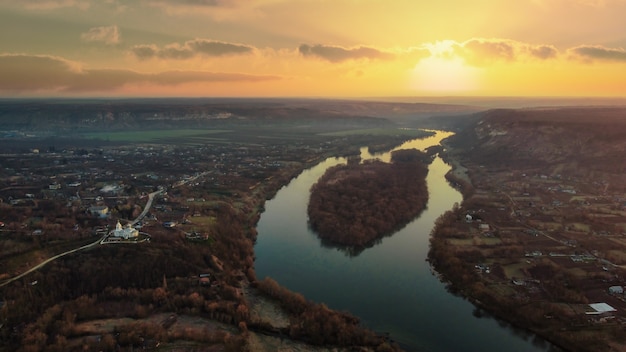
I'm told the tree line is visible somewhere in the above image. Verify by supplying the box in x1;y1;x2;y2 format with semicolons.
308;149;430;250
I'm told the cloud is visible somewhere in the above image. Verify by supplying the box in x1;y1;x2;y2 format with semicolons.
532;0;626;8
12;0;91;10
0;53;280;93
130;45;158;60
451;38;558;66
147;0;231;7
529;45;558;59
131;39;254;60
142;0;265;19
0;54;83;91
298;44;395;63
81;25;120;45
569;45;626;62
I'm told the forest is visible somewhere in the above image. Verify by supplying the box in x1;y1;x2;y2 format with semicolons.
308;149;431;251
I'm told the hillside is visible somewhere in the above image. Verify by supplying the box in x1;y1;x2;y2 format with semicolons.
432;107;626;351
449;107;626;185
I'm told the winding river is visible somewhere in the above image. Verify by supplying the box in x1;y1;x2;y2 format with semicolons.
254;131;557;352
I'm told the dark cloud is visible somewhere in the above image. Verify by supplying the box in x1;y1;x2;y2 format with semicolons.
80;25;120;45
143;0;241;13
298;44;394;63
148;0;230;6
0;54;80;91
188;39;253;56
159;46;195;60
0;53;280;93
16;0;91;10
457;39;515;65
453;39;559;66
570;45;626;62
131;39;254;60
131;45;158;60
529;45;558;59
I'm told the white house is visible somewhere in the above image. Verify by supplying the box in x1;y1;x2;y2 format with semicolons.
112;221;138;239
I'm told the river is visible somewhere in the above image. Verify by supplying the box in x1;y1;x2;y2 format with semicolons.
254;131;557;352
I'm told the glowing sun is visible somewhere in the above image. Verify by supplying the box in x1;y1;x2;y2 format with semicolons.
410;56;481;93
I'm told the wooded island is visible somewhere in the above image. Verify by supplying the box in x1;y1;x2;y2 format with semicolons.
308;149;431;251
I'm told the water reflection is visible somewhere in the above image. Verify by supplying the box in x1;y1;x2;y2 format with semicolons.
255;130;556;352
308;130;453;256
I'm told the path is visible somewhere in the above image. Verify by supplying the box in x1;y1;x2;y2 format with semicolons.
0;189;164;288
0;235;104;288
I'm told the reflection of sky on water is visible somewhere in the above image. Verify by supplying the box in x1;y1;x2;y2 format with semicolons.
255;131;556;352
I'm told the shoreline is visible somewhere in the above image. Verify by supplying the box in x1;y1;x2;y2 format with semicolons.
430;147;584;352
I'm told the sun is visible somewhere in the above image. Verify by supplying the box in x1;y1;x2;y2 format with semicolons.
410;41;481;93
410;56;481;93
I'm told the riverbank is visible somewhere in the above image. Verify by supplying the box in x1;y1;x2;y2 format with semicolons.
429;119;626;351
429;148;573;351
255;130;553;352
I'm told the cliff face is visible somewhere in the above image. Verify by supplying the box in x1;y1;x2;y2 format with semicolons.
0;99;393;132
450;107;626;178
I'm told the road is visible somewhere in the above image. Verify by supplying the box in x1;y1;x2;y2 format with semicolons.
0;189;164;288
0;235;104;288
131;189;163;226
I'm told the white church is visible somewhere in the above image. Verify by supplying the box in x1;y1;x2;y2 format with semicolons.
113;220;139;239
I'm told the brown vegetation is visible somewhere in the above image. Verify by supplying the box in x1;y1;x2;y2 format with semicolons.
308;149;430;252
430;107;626;352
256;278;401;351
0;109;427;351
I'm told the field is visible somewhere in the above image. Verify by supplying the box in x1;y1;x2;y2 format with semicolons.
82;129;232;142
320;128;431;137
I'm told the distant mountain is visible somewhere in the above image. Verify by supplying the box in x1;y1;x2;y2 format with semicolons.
0;98;482;133
448;107;626;176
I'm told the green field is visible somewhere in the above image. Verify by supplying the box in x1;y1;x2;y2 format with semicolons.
320;128;432;137
182;215;217;228
503;262;530;279
83;129;232;142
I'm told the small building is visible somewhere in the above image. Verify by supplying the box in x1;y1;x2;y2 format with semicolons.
163;221;177;228
112;221;138;239
608;286;624;295
587;303;617;315
89;205;109;218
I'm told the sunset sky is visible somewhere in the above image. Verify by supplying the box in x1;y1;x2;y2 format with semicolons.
1;0;626;97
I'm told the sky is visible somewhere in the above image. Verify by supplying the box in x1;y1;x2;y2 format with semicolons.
1;0;626;98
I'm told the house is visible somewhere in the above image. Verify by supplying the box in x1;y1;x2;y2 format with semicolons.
49;183;61;190
163;221;177;228
608;286;624;295
587;303;617;315
112;221;138;239
89;205;109;218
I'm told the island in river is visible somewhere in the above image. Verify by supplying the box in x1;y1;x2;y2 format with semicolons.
308;149;430;254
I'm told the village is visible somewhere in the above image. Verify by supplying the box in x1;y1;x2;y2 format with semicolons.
429;110;626;350
0;122;425;351
462;169;626;316
0;125;418;286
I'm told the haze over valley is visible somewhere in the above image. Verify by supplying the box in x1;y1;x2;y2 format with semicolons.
1;1;626;351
